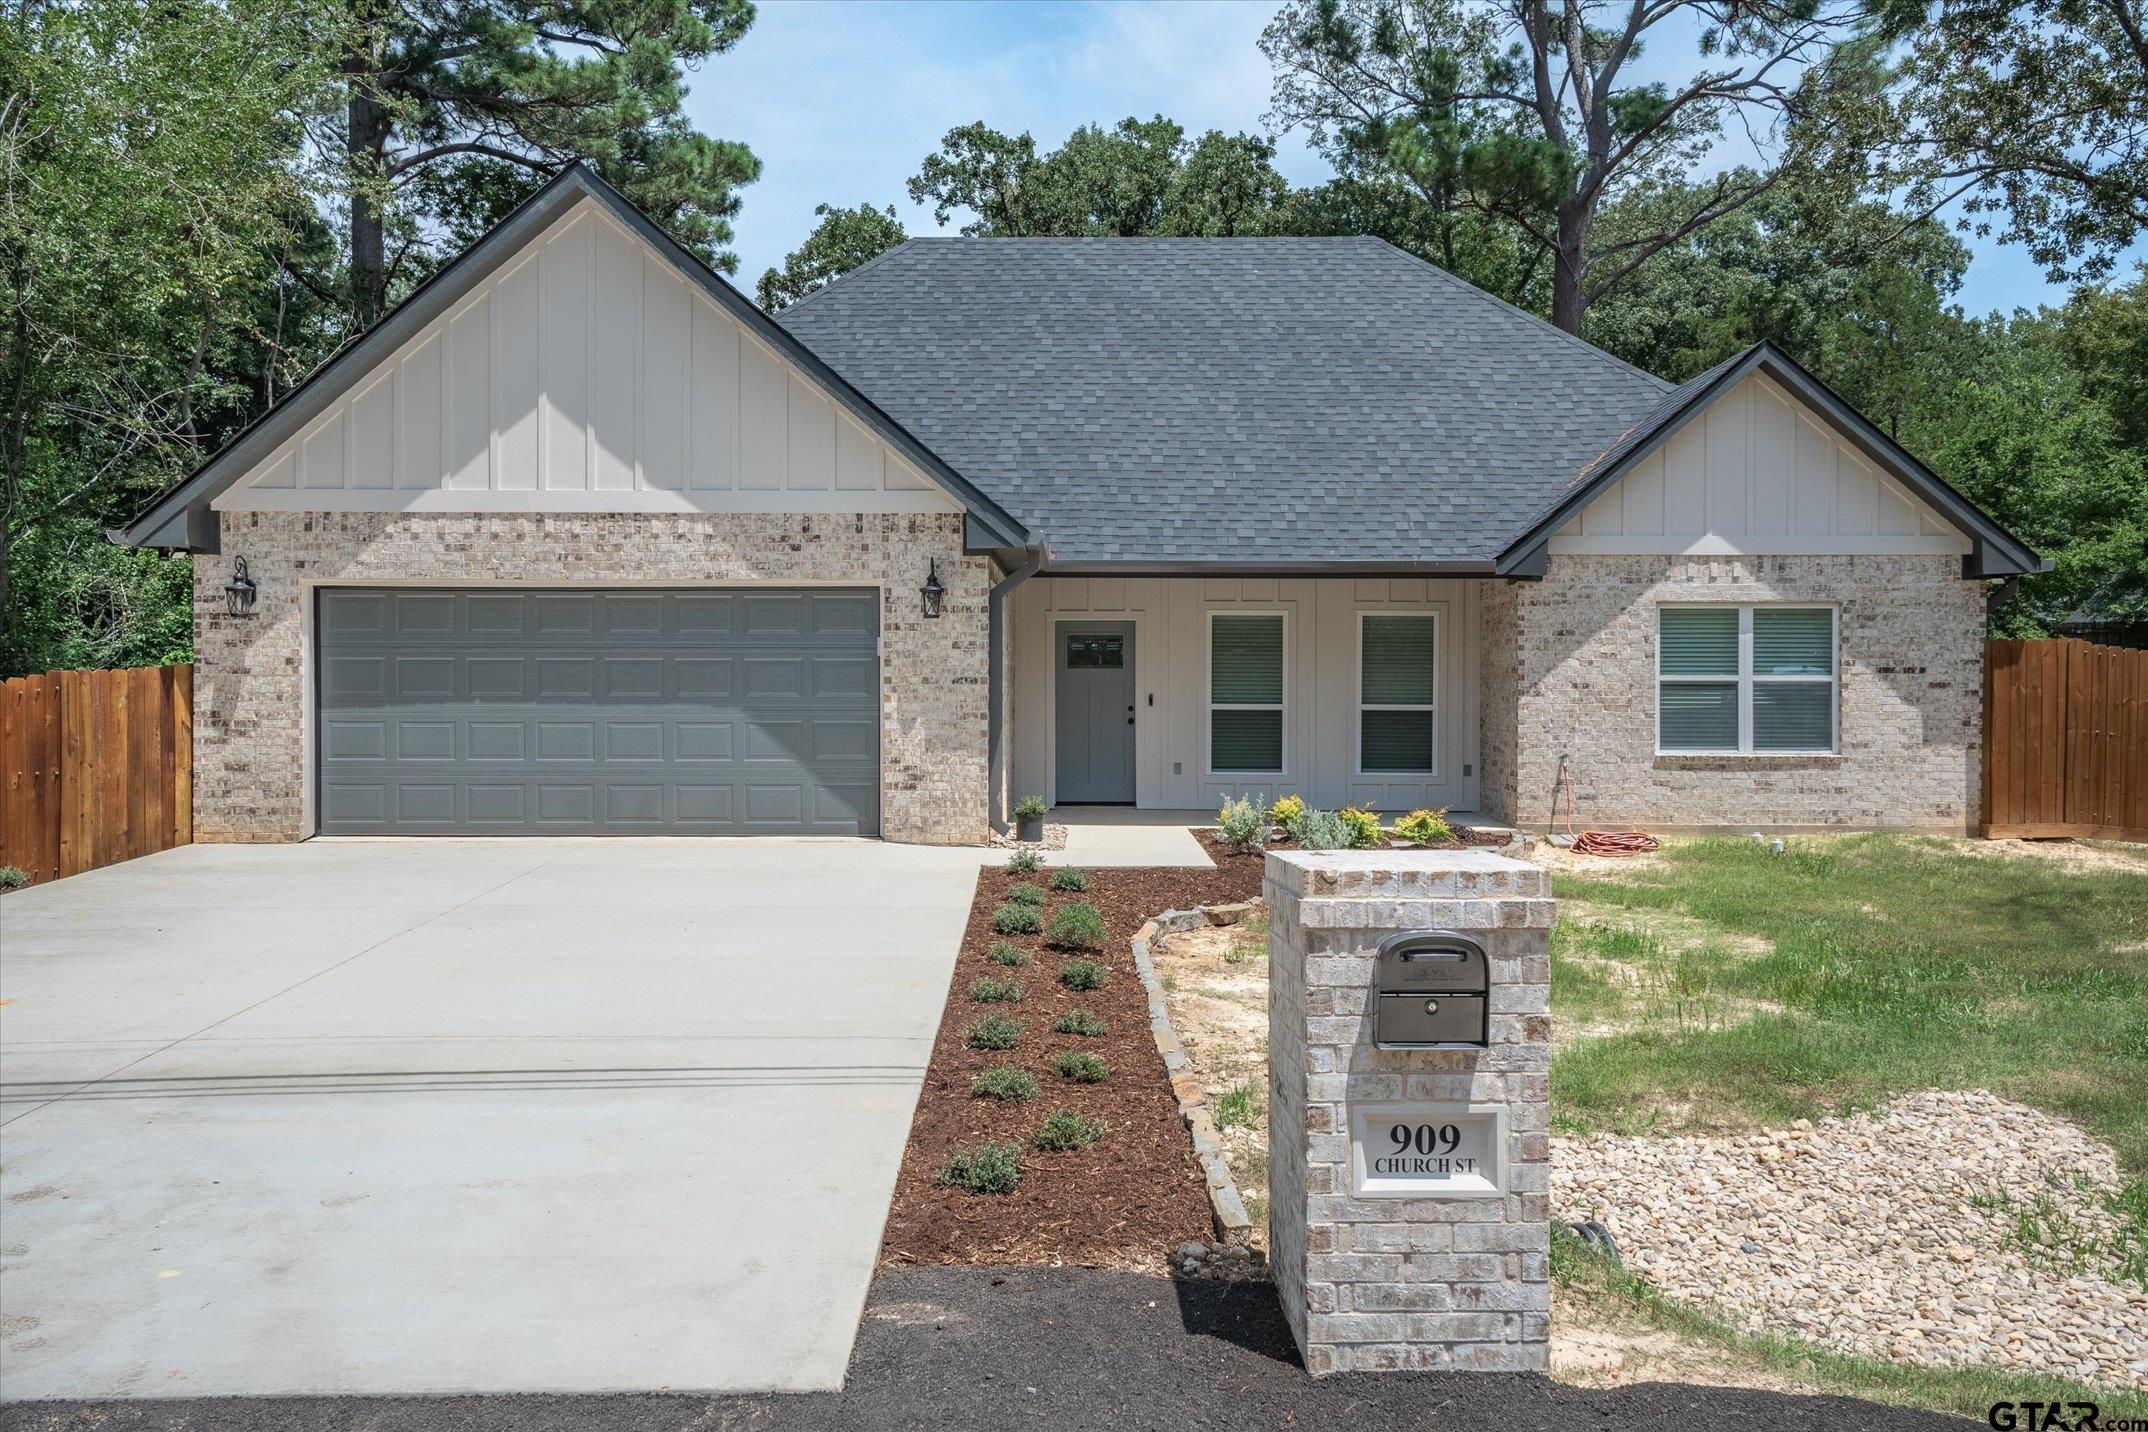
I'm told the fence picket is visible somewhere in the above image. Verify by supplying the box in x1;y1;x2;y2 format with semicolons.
1983;638;2148;841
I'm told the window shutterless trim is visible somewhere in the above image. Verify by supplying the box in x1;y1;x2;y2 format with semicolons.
1205;609;1288;777
1656;603;1838;755
1355;609;1438;777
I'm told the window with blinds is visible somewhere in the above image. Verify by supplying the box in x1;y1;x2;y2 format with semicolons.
1210;613;1284;772
1359;613;1436;773
1658;605;1836;753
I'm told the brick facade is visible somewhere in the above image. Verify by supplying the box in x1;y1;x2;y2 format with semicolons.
1478;554;1986;831
1265;849;1553;1375
192;510;989;844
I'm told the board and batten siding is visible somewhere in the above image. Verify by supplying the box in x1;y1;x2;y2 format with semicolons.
1010;577;1480;814
215;200;956;514
1551;372;1968;555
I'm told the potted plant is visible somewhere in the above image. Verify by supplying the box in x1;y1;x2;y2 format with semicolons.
1013;795;1048;844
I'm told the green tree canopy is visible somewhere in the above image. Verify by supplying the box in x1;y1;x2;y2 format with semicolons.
756;203;907;311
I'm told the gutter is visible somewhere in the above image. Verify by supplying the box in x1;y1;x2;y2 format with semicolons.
986;548;1042;832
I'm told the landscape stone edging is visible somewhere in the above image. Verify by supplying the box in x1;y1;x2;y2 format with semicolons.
1130;900;1265;1248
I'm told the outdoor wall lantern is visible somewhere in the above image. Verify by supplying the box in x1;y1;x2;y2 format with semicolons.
920;558;945;619
223;556;258;618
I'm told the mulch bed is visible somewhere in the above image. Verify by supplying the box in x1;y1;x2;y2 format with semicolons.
879;852;1264;1271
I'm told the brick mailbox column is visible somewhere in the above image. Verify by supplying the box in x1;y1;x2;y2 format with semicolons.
1265;848;1554;1375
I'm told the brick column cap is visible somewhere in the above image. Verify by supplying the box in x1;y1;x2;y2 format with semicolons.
1263;848;1548;900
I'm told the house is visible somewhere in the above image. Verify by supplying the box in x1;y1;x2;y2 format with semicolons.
113;165;2042;844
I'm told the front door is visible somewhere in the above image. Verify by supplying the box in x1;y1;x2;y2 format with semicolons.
1054;623;1135;804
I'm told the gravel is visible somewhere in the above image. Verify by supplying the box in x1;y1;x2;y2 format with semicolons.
1554;1090;2147;1390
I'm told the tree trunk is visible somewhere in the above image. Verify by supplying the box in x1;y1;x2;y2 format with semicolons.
1549;197;1591;334
346;78;391;328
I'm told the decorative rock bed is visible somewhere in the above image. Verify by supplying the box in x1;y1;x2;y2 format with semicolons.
1131;900;1266;1259
1554;1090;2148;1390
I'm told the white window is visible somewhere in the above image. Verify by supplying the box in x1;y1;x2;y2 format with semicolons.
1359;613;1436;774
1657;604;1837;754
1209;613;1285;773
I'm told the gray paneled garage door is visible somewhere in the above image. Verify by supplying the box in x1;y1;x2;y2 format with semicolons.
317;588;880;835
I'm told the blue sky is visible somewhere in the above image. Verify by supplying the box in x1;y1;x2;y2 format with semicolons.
683;0;2104;318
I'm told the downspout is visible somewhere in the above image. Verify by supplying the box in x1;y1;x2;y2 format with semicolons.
987;548;1042;832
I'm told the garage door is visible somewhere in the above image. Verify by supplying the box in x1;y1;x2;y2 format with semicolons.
316;588;880;835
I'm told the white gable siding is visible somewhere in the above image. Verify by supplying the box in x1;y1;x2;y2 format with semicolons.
1550;372;1967;556
217;201;956;515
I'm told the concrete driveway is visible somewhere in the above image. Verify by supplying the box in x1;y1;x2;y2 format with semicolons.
0;838;986;1399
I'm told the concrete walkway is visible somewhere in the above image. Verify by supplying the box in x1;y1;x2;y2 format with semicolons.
0;839;986;1399
1048;808;1216;867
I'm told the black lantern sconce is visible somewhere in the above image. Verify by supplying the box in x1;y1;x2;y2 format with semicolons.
223;556;259;618
920;558;945;619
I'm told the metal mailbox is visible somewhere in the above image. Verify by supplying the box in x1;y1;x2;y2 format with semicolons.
1372;931;1489;1049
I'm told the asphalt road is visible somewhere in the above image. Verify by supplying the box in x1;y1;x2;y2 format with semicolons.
2;1266;1969;1430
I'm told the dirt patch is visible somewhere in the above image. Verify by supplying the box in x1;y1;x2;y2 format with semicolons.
880;855;1264;1273
1150;919;1273;1250
1551;1287;1822;1395
1938;835;2148;875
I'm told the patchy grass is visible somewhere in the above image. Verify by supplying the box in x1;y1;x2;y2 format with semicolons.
1549;834;2148;1172
1552;1226;2148;1420
1213;1079;1262;1132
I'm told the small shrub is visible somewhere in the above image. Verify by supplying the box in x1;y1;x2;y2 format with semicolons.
1059;957;1107;991
1006;882;1047;908
938;1142;1021;1194
1213;1080;1263;1131
967;1013;1023;1050
1339;806;1382;849
1051;1050;1109;1084
1045;901;1108;950
1268;794;1306;835
969;975;1023;1003
1005;849;1043;875
1393;808;1455;845
1295;808;1350;850
993;901;1042;936
970;1065;1040;1102
1013;795;1049;819
1053;1009;1108;1037
1214;794;1269;853
1048;866;1090;892
0;865;29;893
1031;1109;1105;1151
987;940;1033;968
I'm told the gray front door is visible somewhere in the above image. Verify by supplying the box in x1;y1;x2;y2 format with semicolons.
1054;623;1135;804
316;588;880;835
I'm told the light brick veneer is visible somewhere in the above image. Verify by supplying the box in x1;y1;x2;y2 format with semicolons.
192;510;989;844
1266;849;1552;1375
1480;554;1986;831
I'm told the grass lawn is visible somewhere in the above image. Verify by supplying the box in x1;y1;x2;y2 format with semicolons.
1550;834;2148;1171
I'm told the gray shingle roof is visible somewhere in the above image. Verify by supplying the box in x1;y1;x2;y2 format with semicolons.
775;236;1671;567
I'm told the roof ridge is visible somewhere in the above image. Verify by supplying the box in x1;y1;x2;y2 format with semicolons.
770;237;919;320
1364;239;1671;393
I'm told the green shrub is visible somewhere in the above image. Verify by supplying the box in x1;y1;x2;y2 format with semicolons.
1214;794;1269;853
0;865;29;892
967;1013;1022;1050
970;1065;1040;1102
1213;1080;1263;1131
1051;1050;1109;1083
1007;882;1047;908
1013;795;1049;818
1030;1109;1105;1151
1058;958;1107;991
1048;867;1090;892
1267;794;1306;835
1045;901;1108;950
993;901;1043;936
1005;849;1043;875
1053;1009;1108;1037
1295;808;1350;850
1393;808;1455;845
987;940;1033;968
969;976;1023;1003
1339;806;1382;849
938;1142;1022;1194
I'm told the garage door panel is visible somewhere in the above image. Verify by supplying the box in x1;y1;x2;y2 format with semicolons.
317;589;879;835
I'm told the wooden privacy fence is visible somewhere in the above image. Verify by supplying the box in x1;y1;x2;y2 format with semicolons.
1983;639;2147;841
1;665;193;887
